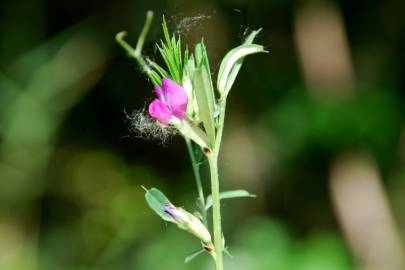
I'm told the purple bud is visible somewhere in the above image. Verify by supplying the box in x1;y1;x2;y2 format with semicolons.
163;203;211;243
163;204;188;222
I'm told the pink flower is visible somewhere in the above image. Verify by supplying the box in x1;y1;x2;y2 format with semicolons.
148;78;188;123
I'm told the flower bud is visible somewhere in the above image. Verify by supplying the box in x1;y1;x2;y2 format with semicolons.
163;203;189;223
164;204;211;243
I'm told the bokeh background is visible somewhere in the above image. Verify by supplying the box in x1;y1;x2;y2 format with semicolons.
1;0;404;269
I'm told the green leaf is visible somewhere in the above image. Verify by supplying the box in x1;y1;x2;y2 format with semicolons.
205;189;256;210
144;187;175;223
158;16;184;83
147;59;169;79
217;30;267;97
243;28;262;44
194;42;216;113
193;68;216;147
224;247;233;258
221;29;262;94
193;43;216;146
162;16;172;48
158;44;178;82
184;249;205;264
194;42;215;98
148;70;162;86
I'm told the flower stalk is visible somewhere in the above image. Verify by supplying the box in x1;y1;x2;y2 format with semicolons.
185;138;207;225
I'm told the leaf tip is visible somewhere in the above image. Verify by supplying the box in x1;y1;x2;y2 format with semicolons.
141;185;148;192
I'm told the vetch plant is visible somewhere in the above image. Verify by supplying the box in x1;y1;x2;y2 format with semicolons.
116;11;266;270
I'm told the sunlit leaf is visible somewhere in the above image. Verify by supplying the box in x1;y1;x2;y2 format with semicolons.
158;17;183;83
194;42;215;105
193;68;216;147
221;29;262;96
147;59;169;79
194;42;216;144
205;189;256;210
217;32;267;97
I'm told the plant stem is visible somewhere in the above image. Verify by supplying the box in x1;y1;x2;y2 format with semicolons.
115;11;161;86
208;97;228;270
115;11;153;60
208;153;223;270
135;11;154;57
185;138;207;225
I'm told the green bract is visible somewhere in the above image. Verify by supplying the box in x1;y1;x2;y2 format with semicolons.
144;187;175;223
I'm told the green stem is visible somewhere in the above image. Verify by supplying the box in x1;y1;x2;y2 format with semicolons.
207;98;228;270
135;11;154;57
185;138;207;225
208;153;223;270
116;11;153;59
116;11;161;86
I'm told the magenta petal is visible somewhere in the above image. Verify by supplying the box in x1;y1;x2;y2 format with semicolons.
148;99;173;123
162;78;188;119
154;86;164;102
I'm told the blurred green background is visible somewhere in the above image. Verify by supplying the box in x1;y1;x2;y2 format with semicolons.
0;0;404;269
